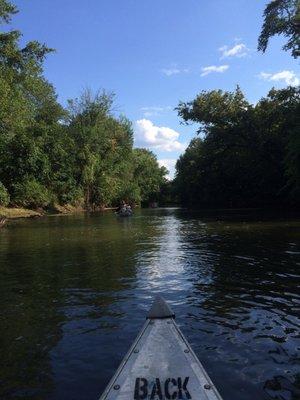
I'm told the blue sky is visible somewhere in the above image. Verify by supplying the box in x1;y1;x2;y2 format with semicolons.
12;0;299;178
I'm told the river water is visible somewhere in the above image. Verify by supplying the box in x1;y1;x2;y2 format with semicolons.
0;208;299;400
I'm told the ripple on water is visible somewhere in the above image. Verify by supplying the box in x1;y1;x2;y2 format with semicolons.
0;209;299;400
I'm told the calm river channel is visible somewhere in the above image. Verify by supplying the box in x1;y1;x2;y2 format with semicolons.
0;208;299;400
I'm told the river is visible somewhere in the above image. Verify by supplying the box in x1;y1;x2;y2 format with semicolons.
0;208;299;400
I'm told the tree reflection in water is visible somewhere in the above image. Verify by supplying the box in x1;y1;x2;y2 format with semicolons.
0;209;299;400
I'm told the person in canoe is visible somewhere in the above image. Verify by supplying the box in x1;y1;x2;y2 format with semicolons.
115;200;133;217
116;200;126;214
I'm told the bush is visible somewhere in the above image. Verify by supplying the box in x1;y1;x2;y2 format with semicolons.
116;182;141;205
0;182;10;206
12;179;52;209
52;179;84;206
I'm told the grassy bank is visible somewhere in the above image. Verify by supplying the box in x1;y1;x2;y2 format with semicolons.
0;204;118;221
0;207;42;219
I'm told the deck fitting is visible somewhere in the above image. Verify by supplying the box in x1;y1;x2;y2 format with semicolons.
147;296;175;319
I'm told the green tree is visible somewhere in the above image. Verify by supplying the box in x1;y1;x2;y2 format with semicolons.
12;179;51;209
258;0;300;58
0;2;170;211
175;87;300;207
0;0;65;207
0;182;9;206
66;90;134;208
133;148;168;204
175;138;205;205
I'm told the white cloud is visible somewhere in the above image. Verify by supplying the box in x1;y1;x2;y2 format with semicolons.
158;159;177;180
258;70;299;86
161;67;189;76
201;65;229;77
140;106;172;117
134;119;185;152
219;43;249;58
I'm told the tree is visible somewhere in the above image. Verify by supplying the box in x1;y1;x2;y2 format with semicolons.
66;90;136;208
0;2;170;210
0;0;17;24
0;182;9;206
258;0;300;58
133;149;168;205
175;138;205;205
175;87;300;207
0;0;65;207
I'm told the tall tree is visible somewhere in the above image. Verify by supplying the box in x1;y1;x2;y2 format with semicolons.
0;1;170;210
66;90;136;208
175;87;300;207
0;0;17;23
133;149;168;204
258;0;300;58
0;0;65;207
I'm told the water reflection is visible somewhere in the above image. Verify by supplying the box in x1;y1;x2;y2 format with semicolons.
0;209;299;400
135;213;193;301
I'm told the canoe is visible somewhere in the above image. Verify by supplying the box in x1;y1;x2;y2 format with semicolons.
116;210;133;217
99;296;223;400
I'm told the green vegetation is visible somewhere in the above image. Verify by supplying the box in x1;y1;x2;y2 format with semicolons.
133;148;168;206
1;0;299;214
175;86;300;207
0;1;167;211
174;1;300;209
258;0;300;58
0;206;41;219
0;182;9;206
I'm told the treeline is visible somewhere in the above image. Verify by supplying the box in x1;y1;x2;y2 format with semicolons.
0;1;167;210
174;86;300;208
1;0;299;211
174;0;300;209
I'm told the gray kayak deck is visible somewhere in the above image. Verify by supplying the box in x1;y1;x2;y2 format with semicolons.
99;297;223;400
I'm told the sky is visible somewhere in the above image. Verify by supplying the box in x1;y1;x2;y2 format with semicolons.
11;0;299;178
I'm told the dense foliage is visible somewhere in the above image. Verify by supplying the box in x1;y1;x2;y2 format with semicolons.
1;0;299;211
175;86;300;207
258;0;300;58
0;1;167;209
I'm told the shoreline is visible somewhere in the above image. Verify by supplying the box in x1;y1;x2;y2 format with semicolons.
0;205;118;222
0;207;43;220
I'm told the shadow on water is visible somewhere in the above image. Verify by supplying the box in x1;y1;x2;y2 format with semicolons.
0;208;299;399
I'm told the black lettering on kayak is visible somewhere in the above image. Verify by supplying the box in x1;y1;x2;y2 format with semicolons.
134;378;148;399
134;377;191;399
165;378;178;399
150;378;163;400
177;377;191;400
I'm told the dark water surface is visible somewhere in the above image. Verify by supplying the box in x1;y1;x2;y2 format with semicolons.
0;208;299;400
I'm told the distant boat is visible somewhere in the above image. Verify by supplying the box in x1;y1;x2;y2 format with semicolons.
115;208;133;217
99;296;223;400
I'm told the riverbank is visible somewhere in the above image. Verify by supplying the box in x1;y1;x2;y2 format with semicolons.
0;204;118;221
0;205;84;220
0;206;42;219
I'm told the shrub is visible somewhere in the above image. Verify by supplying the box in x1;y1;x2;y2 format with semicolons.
0;182;10;207
52;179;84;206
12;179;51;209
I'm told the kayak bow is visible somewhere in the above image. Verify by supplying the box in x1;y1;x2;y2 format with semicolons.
99;296;223;400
